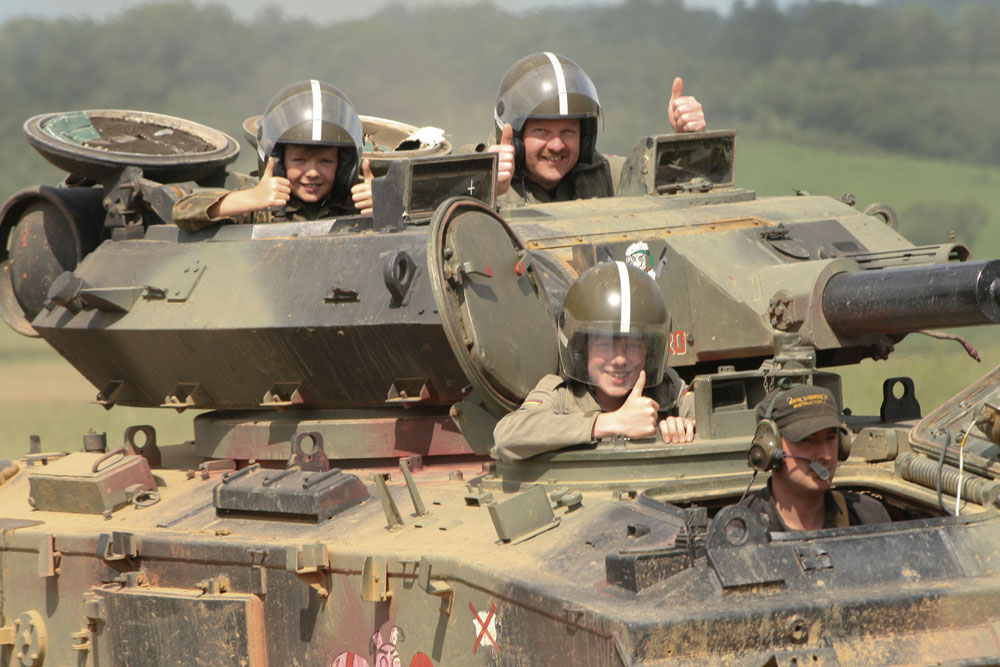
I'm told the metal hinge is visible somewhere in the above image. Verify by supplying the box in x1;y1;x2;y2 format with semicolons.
37;534;61;577
418;556;454;615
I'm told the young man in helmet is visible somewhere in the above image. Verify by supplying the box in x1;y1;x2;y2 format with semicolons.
485;52;706;206
741;384;890;531
173;80;374;231
492;261;695;462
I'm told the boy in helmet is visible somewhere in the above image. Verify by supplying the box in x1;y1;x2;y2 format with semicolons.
484;52;706;206
173;80;374;231
492;261;695;462
741;384;890;531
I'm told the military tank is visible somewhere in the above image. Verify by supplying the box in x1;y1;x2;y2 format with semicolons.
1;109;1000;666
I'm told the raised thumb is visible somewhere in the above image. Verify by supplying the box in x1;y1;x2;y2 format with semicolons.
501;122;514;146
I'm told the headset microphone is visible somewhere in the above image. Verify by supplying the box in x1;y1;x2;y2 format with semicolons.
776;452;831;481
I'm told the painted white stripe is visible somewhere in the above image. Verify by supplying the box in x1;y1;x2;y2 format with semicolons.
543;52;568;115
310;79;322;140
616;261;630;333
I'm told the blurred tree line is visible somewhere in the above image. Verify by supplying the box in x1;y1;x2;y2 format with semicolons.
0;0;998;192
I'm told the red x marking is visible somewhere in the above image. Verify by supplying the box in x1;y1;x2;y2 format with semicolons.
470;601;500;654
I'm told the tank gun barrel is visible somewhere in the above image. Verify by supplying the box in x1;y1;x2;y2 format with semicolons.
821;260;1000;337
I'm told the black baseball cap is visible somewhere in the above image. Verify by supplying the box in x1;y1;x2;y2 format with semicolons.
756;385;847;443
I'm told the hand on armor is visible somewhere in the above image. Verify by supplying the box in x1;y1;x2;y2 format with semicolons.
352;159;374;215
593;370;660;439
668;77;706;133
488;123;516;195
658;416;695;444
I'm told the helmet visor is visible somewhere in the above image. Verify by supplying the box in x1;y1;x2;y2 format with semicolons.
558;321;667;388
258;86;363;164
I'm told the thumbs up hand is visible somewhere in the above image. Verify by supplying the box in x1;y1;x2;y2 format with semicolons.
351;159;374;215
668;77;706;133
204;156;290;218
487;123;515;195
592;370;660;440
255;156;291;207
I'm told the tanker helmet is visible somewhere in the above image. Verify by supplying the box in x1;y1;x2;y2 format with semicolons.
558;261;669;387
257;79;364;204
494;52;602;164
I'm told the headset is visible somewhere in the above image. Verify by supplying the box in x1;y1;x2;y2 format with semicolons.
746;387;852;475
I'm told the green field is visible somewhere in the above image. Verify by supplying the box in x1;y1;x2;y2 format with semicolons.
738;136;1000;257
1;137;999;460
0;333;197;459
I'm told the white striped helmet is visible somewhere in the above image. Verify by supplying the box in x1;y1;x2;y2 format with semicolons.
558;261;669;387
257;80;364;201
494;52;602;163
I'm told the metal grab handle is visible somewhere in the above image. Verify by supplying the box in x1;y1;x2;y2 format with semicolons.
92;447;126;474
131;490;161;509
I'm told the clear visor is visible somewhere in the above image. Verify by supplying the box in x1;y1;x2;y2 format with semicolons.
496;59;601;133
258;92;363;163
558;321;667;388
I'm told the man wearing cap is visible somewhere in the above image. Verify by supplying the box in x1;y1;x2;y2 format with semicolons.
741;384;890;531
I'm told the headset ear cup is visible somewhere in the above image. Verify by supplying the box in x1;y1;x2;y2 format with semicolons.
838;425;851;462
748;420;783;472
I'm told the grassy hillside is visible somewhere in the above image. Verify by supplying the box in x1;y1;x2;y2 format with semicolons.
738;136;1000;256
1;136;998;459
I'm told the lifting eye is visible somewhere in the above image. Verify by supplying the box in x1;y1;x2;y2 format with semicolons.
384;250;418;304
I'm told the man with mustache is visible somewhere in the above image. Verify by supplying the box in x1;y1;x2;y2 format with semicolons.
485;52;706;206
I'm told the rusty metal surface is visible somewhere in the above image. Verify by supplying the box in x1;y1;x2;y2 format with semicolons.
192;408;475;461
2;443;1000;665
27;449;156;514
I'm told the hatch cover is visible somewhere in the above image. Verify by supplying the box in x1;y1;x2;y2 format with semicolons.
93;586;266;666
427;197;557;415
24;109;240;182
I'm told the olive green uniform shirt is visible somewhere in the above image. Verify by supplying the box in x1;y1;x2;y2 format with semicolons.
497;151;627;207
492;368;693;462
171;188;355;232
460;135;626;208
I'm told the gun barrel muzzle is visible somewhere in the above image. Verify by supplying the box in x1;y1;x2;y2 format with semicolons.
822;259;1000;337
